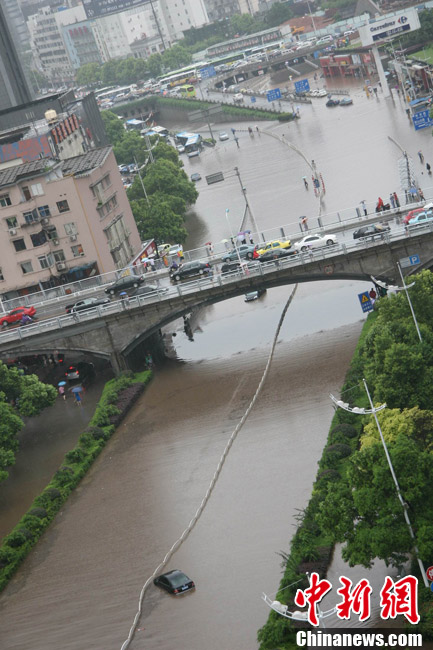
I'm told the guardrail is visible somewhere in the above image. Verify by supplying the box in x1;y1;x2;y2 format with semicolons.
0;222;431;347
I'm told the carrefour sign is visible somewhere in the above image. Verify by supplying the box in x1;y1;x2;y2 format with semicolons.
359;8;420;46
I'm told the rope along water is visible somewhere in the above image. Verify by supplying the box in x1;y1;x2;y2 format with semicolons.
120;283;299;650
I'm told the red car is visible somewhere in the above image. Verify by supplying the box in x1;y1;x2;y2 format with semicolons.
0;306;36;327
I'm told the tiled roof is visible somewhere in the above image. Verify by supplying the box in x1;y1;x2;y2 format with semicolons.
0;159;51;188
61;147;112;177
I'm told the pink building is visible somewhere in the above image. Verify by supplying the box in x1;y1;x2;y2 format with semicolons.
0;147;142;299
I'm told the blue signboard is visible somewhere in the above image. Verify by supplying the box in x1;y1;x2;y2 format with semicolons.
358;292;374;313
400;254;420;268
251;96;256;103
294;79;310;94
266;88;282;102
412;110;433;130
199;65;216;80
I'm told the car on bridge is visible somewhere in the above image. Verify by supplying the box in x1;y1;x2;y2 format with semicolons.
104;274;145;295
129;284;169;297
170;261;212;282
0;305;36;328
406;210;433;229
254;239;292;257
222;244;256;262
353;223;390;241
257;248;298;262
293;233;338;252
65;297;111;313
403;207;424;225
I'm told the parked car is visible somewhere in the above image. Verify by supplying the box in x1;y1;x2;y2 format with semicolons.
222;244;256;262
118;164;129;174
339;96;353;106
353;224;390;240
170;261;211;282
0;306;36;327
326;98;340;107
245;288;267;302
176;144;185;153
406;210;433;228
258;248;298;262
221;261;242;274
104;274;144;295
219;131;229;141
65;297;110;313
403;207;425;225
191;173;201;182
293;234;338;252
129;284;169;297
255;239;292;256
153;570;195;595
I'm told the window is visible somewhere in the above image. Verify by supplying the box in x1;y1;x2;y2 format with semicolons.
31;183;44;196
31;232;47;247
13;238;26;252
0;268;3;281
0;194;11;207
64;222;77;236
22;186;31;201
20;261;33;274
6;216;17;228
38;205;51;218
38;253;54;269
71;244;84;257
53;250;65;262
56;199;70;213
23;209;39;225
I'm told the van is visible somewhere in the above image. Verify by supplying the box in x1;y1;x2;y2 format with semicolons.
233;93;244;104
318;35;333;44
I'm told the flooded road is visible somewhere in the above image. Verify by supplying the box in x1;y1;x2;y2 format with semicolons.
0;85;429;648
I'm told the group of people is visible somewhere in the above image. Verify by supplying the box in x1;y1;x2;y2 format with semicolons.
375;192;401;213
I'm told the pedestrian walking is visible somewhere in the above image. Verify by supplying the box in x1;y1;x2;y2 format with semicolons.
255;125;259;132
74;392;82;406
390;193;396;209
427;162;432;175
235;136;240;149
360;200;367;216
58;385;66;400
231;127;236;135
369;287;377;305
303;176;309;189
393;191;400;208
149;257;155;271
418;150;424;164
419;187;425;201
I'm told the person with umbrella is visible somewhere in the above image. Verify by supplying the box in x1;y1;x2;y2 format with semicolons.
58;381;66;400
69;385;83;405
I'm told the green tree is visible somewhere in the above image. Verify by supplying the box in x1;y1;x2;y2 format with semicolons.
141;158;198;205
101;110;125;146
265;2;293;27
230;13;258;35
130;195;188;243
102;60;120;85
76;62;102;87
152;140;182;166
162;44;192;70
113;131;147;166
146;53;163;78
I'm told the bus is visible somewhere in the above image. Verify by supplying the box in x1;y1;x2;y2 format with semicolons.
157;63;207;88
178;84;196;98
141;125;169;140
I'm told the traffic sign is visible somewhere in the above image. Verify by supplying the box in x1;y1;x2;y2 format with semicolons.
266;88;281;102
412;109;433;131
400;254;420;268
199;65;216;80
294;79;310;94
426;566;433;581
358;292;374;313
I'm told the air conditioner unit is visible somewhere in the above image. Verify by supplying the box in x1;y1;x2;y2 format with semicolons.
56;261;66;271
9;228;17;236
69;234;77;242
52;238;60;246
80;252;85;256
41;217;50;226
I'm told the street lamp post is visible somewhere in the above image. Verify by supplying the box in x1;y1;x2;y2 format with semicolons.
371;272;422;343
330;380;429;588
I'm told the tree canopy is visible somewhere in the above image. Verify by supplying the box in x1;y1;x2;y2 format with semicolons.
0;363;57;482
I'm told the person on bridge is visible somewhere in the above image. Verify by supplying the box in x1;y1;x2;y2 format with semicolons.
376;197;384;212
360;200;367;216
393;191;400;208
20;314;33;326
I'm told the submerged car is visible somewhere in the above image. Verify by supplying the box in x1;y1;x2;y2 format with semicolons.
339;96;353;106
293;234;338;252
153;570;195;595
219;131;229;141
191;173;201;182
326;97;340;107
245;288;266;302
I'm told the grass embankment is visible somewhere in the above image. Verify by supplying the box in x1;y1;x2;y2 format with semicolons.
0;370;151;592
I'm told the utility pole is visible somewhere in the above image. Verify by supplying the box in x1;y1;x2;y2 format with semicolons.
134;157;150;206
234;166;260;238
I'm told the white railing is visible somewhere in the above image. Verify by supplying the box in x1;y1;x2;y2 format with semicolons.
0;222;431;346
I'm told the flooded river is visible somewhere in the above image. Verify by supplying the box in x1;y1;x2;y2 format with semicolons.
0;83;431;648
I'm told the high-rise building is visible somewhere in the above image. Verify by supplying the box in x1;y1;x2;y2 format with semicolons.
0;3;32;110
203;0;240;22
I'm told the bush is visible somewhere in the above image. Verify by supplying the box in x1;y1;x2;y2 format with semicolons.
53;466;74;487
29;507;48;519
87;426;107;440
78;432;95;448
5;531;28;548
65;448;85;464
0;548;15;568
330;423;358;439
43;488;61;501
316;468;340;484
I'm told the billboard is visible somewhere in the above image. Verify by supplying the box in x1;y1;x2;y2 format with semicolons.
82;0;148;19
359;8;420;46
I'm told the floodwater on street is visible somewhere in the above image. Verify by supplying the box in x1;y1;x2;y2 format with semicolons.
0;85;430;648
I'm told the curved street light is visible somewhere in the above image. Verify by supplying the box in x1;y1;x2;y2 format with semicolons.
330;379;429;588
262;592;337;625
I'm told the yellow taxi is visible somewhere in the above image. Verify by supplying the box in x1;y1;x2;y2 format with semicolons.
255;239;292;256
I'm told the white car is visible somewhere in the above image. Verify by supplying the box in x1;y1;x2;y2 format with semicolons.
316;89;328;97
293;234;338;252
219;131;229;141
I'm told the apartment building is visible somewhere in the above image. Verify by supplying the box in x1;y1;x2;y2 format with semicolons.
0;3;32;110
203;0;240;22
0;147;141;300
